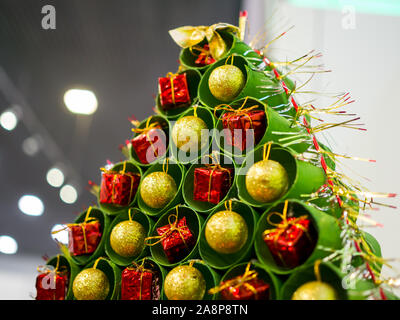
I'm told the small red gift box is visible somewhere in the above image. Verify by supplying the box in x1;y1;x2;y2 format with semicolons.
222;110;266;151
131;126;167;164
156;216;196;263
121;267;154;300
262;216;316;268
194;44;216;66
221;278;270;300
68;220;102;256
35;272;68;300
99;171;140;206
158;73;191;110
193;166;234;204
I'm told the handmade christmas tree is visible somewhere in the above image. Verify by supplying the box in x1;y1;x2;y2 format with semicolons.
35;13;398;300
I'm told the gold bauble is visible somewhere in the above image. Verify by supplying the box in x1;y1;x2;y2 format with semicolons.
164;265;206;300
110;220;146;258
205;210;248;254
72;268;110;300
292;281;339;300
245;159;289;203
208;64;245;102
140;171;177;209
172;115;208;152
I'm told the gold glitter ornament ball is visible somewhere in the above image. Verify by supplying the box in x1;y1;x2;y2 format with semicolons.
164;265;206;300
245;159;289;203
292;281;338;300
172;115;208;152
140;171;177;209
72;268;110;300
110;220;146;258
208;64;245;102
205;210;248;254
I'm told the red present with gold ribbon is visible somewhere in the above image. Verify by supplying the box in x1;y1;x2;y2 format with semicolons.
131;119;167;164
209;263;270;300
262;201;317;269
121;262;154;300
158;73;191;110
66;207;102;256
193;165;233;205
217;103;266;151
145;213;195;263
192;44;216;66
99;163;140;206
35;257;68;300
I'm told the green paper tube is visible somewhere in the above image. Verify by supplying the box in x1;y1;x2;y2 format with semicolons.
156;68;202;119
76;257;121;300
236;143;326;209
97;160;143;216
199;199;259;270
69;207;110;267
182;153;237;215
169;106;215;165
162;259;221;300
198;54;296;118
214;97;310;156
137;159;185;217
216;261;282;300
254;199;342;275
45;254;81;300
105;208;155;267
130;115;170;168
148;205;204;268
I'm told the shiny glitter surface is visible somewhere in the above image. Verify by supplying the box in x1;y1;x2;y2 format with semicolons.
72;268;110;300
205;210;248;254
140;171;177;209
110;220;146;258
292;281;338;300
172;115;208;152
208;64;245;102
245;159;289;203
164;265;206;300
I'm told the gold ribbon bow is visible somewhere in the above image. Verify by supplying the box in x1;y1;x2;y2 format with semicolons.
169;23;239;60
132;117;162;158
262;200;311;266
144;206;189;248
208;262;259;297
203;153;232;202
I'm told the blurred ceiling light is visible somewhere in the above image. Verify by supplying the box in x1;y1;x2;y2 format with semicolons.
60;184;78;204
51;224;68;245
22;136;41;156
18;195;44;216
0;110;18;131
64;89;98;115
46;167;65;188
0;235;18;254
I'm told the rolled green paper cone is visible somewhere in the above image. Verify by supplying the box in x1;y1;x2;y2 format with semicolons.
199;199;259;270
156;69;202;119
45;254;81;300
236;143;326;208
137;159;185;217
104;208;154;267
214;97;310;157
170;106;214;165
98;161;142;216
254;199;342;275
129;115;170;168
68;207;110;267
182;153;237;215
198;54;296;118
74;258;121;300
216;261;282;300
148;205;204;268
